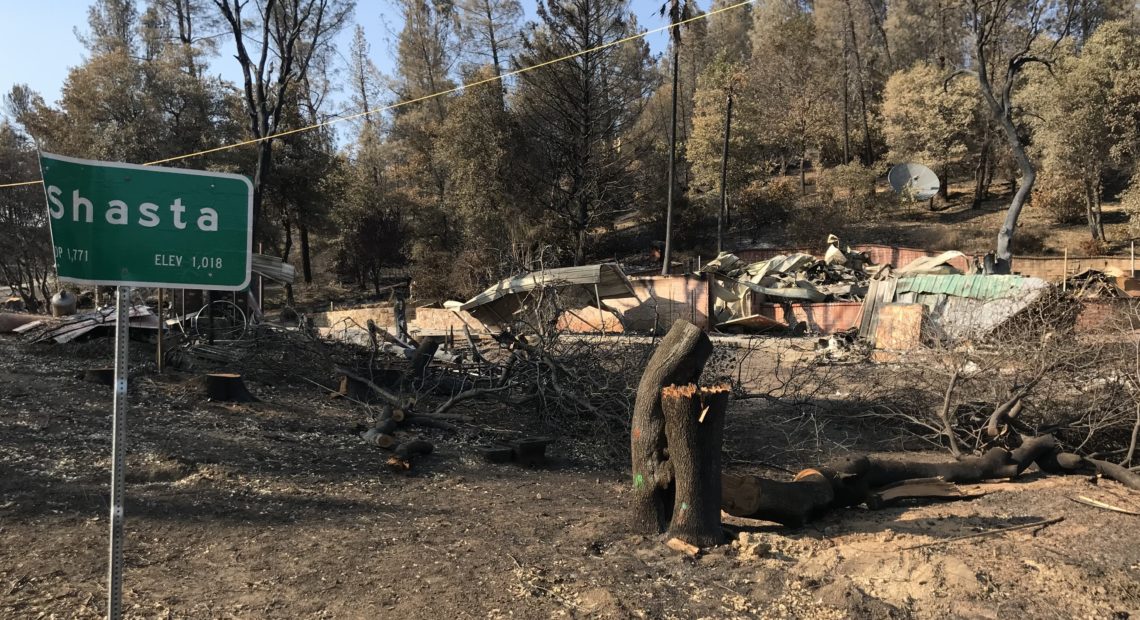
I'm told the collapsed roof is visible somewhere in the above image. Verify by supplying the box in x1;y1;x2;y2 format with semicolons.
460;263;635;326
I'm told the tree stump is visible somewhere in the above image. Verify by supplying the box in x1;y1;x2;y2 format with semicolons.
205;373;257;402
83;368;115;386
662;384;730;546
630;320;713;535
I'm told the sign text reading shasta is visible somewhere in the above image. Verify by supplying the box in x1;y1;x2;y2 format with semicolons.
39;152;252;289
46;187;220;232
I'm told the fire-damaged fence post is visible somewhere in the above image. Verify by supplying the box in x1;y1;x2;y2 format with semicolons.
38;153;252;619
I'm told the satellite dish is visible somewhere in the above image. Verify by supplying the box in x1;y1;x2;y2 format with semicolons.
888;163;941;201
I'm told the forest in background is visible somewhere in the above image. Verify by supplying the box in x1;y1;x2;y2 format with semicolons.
3;0;1140;310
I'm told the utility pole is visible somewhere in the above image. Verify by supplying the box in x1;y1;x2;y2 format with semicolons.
662;45;680;275
717;92;734;255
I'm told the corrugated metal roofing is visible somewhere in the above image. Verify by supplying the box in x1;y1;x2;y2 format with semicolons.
896;275;1047;300
460;263;635;312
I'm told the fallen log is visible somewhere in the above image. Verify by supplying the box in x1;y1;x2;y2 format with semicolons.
406;338;441;386
1086;457;1140;491
334;366;405;409
721;469;839;528
630;320;713;535
387;439;434;471
403;413;462;432
830;434;1059;487
662;384;730;547
361;417;398;447
722;435;1064;527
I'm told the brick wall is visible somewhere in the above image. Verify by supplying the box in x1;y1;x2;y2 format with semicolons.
310;305;402;329
752;301;862;335
1011;255;1136;282
608;274;710;332
410;307;484;334
556;308;625;333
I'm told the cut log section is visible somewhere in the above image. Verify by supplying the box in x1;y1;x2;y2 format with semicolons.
387;439;434;471
630;320;713;535
82;368;115;386
721;469;838;528
510;436;554;466
361;417;398;448
662;384;730;547
205;373;258;402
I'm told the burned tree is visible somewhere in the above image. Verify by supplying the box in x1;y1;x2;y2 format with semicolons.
952;0;1074;273
210;0;351;259
630;320;713;535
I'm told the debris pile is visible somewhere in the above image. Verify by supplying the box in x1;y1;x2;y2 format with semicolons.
1065;268;1129;299
702;240;880;331
15;304;160;344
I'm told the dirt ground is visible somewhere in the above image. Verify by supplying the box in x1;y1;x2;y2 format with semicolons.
2;333;1139;619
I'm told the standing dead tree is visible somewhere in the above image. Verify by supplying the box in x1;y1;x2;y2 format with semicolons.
951;0;1074;273
211;0;351;265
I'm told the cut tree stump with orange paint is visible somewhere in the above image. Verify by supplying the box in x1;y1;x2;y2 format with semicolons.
661;383;731;547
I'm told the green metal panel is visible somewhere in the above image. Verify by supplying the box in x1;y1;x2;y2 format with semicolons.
896;275;1042;300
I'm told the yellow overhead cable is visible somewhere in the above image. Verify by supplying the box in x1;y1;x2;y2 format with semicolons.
0;0;754;190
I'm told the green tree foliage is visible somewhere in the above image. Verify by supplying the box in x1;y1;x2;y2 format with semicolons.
437;67;538;298
705;0;752;62
687;55;764;217
882;62;981;195
456;0;523;78
885;0;968;71
748;1;836;193
0;122;53;312
211;0;353;248
1027;20;1140;241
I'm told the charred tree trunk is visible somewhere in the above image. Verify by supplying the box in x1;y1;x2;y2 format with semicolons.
723;435;1065;527
300;223;313;284
404;338;441;388
799;151;807;196
662;384;730;547
630;320;713;535
972;133;991;209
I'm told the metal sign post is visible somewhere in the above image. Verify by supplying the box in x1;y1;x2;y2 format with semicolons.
108;285;130;620
37;152;252;620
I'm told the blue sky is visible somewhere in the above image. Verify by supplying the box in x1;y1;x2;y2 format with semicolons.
0;0;677;110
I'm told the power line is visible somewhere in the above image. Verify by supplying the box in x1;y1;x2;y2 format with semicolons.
0;0;755;189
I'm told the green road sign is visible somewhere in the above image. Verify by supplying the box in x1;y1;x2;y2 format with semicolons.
39;152;253;290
